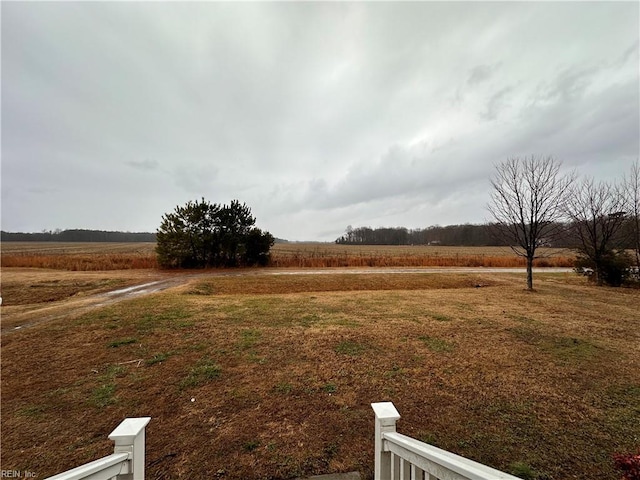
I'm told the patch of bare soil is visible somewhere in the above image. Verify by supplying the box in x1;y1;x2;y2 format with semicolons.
0;269;184;332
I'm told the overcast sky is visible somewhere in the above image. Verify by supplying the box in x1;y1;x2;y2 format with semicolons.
2;2;638;241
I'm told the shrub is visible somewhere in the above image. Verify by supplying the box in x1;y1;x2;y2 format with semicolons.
574;250;634;287
614;450;640;480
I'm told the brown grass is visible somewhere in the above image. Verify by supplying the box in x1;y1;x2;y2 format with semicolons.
1;271;638;480
1;242;575;270
0;253;159;270
270;244;575;268
1;242;158;270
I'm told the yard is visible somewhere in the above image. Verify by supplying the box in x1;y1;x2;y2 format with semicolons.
1;268;638;479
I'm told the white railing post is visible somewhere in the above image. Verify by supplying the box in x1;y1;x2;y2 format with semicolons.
108;417;151;480
372;402;401;480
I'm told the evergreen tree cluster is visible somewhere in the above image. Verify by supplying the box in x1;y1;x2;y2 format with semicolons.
156;198;274;268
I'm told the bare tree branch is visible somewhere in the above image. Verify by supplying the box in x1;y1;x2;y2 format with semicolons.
623;159;640;268
563;177;630;285
487;155;575;290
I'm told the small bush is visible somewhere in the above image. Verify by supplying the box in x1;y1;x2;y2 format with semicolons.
574;251;635;287
614;450;640;480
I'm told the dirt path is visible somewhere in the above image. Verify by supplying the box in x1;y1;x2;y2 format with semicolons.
1;276;189;334
0;267;572;334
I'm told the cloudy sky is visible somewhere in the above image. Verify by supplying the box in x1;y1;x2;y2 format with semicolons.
2;2;638;241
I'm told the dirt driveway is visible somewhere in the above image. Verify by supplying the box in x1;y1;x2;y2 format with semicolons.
0;267;572;334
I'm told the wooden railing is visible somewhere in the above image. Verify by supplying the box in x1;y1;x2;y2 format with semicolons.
44;417;150;480
372;402;521;480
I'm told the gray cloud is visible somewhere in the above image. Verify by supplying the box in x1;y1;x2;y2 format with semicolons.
481;86;513;121
127;159;160;171
468;63;501;86
2;1;638;240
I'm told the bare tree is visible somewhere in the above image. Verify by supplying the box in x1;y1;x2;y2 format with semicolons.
623;160;640;268
564;177;630;286
488;155;574;290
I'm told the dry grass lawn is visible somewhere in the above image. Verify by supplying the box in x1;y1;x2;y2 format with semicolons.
1;270;638;480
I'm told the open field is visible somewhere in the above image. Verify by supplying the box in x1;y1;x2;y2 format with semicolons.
0;242;576;270
1;270;638;479
269;243;575;268
0;242;159;270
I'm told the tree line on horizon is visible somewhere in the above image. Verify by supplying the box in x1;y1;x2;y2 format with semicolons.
1;222;580;247
336;223;508;246
334;220;638;250
0;229;157;243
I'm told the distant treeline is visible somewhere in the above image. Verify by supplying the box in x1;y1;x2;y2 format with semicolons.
1;229;156;242
335;222;637;248
335;224;506;246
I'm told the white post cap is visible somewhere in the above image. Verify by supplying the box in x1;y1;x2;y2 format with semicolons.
108;417;151;445
371;402;400;423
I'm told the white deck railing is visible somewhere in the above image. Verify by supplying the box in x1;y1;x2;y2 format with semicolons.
42;404;522;480
44;417;151;480
372;402;521;480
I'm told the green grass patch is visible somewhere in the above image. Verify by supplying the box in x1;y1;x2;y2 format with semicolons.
321;383;337;394
509;326;542;345
274;382;293;395
146;352;172;366
180;358;221;389
105;364;126;377
243;440;260;452
510;327;602;363
17;404;46;418
331;317;360;328
508;461;537;480
186;282;215;295
548;336;600;362
334;340;367;356
88;364;127;408
300;313;322;327
384;365;406;378
239;329;262;349
419;335;454;353
139;306;192;332
91;383;116;408
605;384;640;405
108;337;137;348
